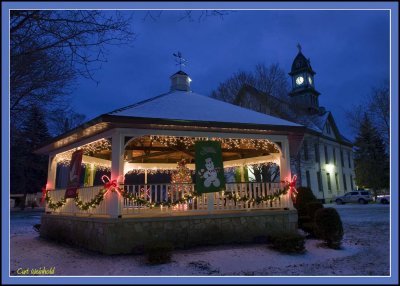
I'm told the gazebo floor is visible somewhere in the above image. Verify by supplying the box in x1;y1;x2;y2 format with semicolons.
40;209;298;255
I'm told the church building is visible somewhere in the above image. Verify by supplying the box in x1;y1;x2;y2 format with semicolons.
234;45;356;202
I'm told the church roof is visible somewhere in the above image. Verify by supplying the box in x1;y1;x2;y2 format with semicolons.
171;70;188;76
234;85;352;145
107;90;302;128
289;52;316;75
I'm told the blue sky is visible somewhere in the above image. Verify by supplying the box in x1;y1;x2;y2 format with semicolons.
69;9;390;141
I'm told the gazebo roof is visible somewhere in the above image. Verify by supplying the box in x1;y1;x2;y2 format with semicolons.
35;90;306;155
107;90;302;127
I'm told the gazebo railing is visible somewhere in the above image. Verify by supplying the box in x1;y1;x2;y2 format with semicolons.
45;182;288;217
45;185;109;216
122;182;287;215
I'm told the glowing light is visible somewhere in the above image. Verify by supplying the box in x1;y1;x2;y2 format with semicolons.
149;135;278;152
325;164;335;173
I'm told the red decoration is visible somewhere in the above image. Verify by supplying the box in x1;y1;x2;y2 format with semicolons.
283;175;298;203
41;186;47;204
140;187;151;199
289;175;298;203
65;149;83;198
101;175;122;195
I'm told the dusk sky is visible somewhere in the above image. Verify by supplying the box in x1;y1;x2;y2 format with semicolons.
69;9;390;141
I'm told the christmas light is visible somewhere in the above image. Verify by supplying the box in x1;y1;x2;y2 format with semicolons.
170;159;193;193
149;135;279;152
55;138;111;164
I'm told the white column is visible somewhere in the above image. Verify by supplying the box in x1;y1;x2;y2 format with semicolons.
280;138;294;209
89;163;95;186
207;193;214;211
46;155;57;191
241;165;245;182
107;131;124;218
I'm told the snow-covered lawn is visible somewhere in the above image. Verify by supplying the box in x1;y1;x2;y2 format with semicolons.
9;204;390;276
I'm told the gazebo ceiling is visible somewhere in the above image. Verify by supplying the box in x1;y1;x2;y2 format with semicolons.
124;135;279;164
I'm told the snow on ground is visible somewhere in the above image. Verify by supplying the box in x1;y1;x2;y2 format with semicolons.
9;204;390;276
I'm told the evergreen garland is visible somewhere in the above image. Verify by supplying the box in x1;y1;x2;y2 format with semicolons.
74;189;107;210
45;183;290;211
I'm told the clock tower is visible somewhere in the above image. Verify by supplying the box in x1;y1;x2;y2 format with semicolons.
289;44;320;113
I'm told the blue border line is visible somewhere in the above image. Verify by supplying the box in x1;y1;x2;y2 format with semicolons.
2;1;398;285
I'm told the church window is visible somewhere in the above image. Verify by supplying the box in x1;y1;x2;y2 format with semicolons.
317;172;323;192
326;123;331;134
304;140;309;161
324;145;329;164
315;143;320;163
327;173;332;192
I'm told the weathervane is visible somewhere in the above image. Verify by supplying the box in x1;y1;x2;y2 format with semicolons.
173;51;188;71
297;43;302;53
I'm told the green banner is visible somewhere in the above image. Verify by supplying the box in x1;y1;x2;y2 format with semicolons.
195;141;225;193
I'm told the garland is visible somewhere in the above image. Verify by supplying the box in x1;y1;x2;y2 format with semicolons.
74;189;107;211
122;191;200;208
45;193;67;210
45;189;108;211
222;185;289;206
45;182;291;211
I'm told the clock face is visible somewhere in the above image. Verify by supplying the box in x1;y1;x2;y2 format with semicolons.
308;76;313;85
295;76;304;85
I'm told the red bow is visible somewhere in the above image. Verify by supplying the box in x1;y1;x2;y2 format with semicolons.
141;187;151;199
41;186;48;203
102;175;122;195
284;175;298;203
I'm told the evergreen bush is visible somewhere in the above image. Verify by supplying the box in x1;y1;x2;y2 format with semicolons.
267;232;306;254
314;208;344;249
307;201;324;220
145;242;174;265
300;202;324;237
294;187;317;217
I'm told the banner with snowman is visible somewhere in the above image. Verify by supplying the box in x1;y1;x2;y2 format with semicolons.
195;141;225;193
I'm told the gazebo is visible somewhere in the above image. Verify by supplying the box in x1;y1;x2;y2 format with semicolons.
36;70;306;254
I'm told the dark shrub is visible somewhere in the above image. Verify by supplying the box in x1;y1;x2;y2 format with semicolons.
145;242;174;265
314;208;344;249
307;201;324;220
298;215;311;229
301;222;317;238
267;232;306;254
300;201;324;237
33;224;41;233
294;187;317;217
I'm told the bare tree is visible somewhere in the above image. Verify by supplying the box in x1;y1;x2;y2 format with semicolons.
47;108;87;136
345;81;389;147
211;63;289;104
253;63;290;101
248;163;280;183
211;70;255;103
10;10;134;118
368;81;389;146
142;10;232;23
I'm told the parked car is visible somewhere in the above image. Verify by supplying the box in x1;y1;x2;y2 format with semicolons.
375;195;390;204
335;190;373;205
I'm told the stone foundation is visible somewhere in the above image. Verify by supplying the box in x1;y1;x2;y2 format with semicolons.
40;210;298;254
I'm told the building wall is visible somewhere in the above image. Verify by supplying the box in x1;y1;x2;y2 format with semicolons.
292;133;355;202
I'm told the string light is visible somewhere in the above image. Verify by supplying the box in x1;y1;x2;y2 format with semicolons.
55;138;111;162
125;169;195;175
149;135;279;152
